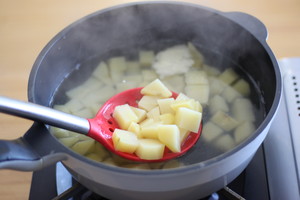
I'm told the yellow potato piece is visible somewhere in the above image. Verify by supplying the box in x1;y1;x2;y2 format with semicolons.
175;107;202;133
135;139;165;160
157;98;175;114
158;125;181;153
146;106;161;121
113;104;138;130
141;79;172;98
159;113;175;124
138;95;159;112
140;123;161;139
130;106;147;123
112;129;139;154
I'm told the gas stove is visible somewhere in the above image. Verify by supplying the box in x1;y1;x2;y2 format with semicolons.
28;58;300;200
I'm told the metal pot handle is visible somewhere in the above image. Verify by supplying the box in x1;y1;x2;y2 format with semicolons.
222;11;268;41
0;125;67;171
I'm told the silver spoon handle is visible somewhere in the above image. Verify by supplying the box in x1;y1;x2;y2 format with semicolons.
0;96;90;134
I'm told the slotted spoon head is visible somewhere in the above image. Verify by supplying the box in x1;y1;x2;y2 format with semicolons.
87;87;202;162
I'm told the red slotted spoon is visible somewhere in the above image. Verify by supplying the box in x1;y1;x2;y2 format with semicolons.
0;88;201;162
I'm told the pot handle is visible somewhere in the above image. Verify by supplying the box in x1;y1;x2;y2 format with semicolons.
222;11;268;41
0;129;67;171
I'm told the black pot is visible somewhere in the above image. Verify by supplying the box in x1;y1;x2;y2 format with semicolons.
0;2;281;199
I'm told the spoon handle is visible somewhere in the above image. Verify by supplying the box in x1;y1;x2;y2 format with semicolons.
0;96;90;134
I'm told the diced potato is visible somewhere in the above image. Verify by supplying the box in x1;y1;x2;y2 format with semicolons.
128;122;142;138
71;140;95;155
158;125;181;153
94;85;116;103
94;143;110;160
232;78;251;97
184;84;210;105
115;81;138;93
201;121;223;142
232;98;255;123
141;69;158;81
179;128;190;143
234;121;255;144
86;153;103;162
218;68;239;85
52;127;70;138
122;163;151;170
146;106;161;121
203;64;221;76
66;78;103;100
211;111;239;131
187;42;204;68
162;160;183;169
141;79;172;98
113;104;138;130
209;77;228;96
222;85;242;103
159;113;175;124
108;56;127;83
59;137;79;147
175;93;190;101
89;102;103;116
175;107;202;133
140;123;160;139
73;108;94;118
185;70;208;85
129;106;147;123
157;98;175;114
64;99;85;114
126;61;140;75
170;99;197;112
112;129;139;154
213;134;235;152
68;131;92;141
162;75;185;93
53;104;70;114
139;118;155;128
135;139;165;160
209;95;229;115
92;62;112;84
139;50;155;67
138;95;159;111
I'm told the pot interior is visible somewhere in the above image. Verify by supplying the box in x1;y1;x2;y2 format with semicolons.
29;3;278;168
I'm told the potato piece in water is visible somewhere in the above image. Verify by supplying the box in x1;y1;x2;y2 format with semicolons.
232;78;251;97
185;70;208;85
187;42;204;68
108;56;127;83
214;134;235;152
112;129;139;154
218;68;239;85
201;121;223;143
135;139;165;160
139;50;155;67
232;98;255;123
209;95;229;115
234;121;255;144
71;140;95;155
59;137;79;147
211;111;239;131
185;84;210;105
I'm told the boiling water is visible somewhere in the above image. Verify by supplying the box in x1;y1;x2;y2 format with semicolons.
50;42;265;169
